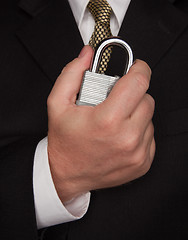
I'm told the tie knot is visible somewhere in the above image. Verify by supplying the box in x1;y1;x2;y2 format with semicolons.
87;0;112;24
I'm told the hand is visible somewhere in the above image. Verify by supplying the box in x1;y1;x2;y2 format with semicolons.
47;46;155;203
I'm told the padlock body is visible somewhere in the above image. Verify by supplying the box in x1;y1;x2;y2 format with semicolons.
76;70;119;106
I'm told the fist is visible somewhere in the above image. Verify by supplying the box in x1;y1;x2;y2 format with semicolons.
47;46;155;203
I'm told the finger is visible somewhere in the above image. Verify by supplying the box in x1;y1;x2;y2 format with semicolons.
129;93;155;134
149;138;156;164
143;121;155;149
108;122;155;184
101;60;152;119
142;122;155;166
136;122;155;174
48;46;93;109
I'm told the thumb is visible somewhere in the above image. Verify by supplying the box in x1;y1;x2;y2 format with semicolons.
48;45;93;110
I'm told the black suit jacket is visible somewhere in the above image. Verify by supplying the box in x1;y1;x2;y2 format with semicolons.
0;0;188;239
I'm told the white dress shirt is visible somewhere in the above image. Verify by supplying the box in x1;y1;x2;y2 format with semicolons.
33;0;131;229
69;0;131;44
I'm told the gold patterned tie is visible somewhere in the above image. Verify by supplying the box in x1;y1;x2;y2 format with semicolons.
87;0;113;74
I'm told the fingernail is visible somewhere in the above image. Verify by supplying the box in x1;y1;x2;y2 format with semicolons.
78;46;87;58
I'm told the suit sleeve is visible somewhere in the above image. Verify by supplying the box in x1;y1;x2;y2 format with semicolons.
0;137;39;240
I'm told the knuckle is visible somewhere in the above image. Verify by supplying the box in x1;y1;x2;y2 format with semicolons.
144;160;152;173
95;113;117;131
47;94;54;109
133;149;152;176
142;60;152;75
145;94;155;111
141;160;152;176
134;72;149;91
124;131;141;152
132;149;147;168
61;63;69;74
61;59;77;74
141;94;155;118
47;93;62;113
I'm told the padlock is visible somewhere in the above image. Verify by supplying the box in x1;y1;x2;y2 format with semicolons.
76;37;133;106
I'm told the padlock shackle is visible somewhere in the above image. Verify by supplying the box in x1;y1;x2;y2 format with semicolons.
91;37;133;75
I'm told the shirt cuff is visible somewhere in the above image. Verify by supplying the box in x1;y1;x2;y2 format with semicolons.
33;137;91;229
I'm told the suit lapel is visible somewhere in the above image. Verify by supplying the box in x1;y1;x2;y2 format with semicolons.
17;0;83;83
18;0;52;17
16;0;188;83
119;0;188;69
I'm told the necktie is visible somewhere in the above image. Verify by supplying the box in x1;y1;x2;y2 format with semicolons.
87;0;113;74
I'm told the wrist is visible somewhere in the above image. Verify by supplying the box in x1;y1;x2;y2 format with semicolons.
47;138;86;203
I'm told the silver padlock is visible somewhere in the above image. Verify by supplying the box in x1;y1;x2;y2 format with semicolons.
76;37;133;106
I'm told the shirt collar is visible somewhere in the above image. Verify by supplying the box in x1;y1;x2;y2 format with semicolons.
108;0;131;27
68;0;131;29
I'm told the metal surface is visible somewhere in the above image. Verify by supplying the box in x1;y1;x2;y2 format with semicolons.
76;37;133;106
91;37;133;74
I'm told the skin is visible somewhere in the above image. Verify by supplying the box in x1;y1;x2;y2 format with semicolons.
47;45;155;203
